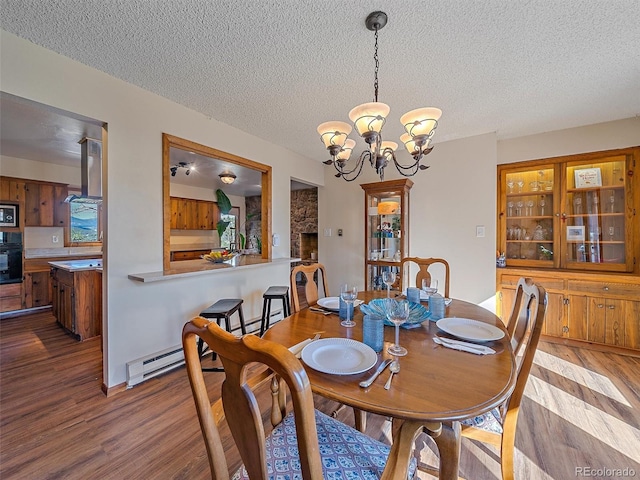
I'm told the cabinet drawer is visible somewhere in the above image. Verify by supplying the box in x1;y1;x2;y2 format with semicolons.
0;296;23;312
500;274;564;291
52;268;74;286
0;283;22;298
567;280;640;299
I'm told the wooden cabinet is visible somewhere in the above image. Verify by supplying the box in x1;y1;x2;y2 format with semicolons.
360;179;412;291
170;197;219;230
171;249;210;261
498;147;638;272
497;268;640;353
51;266;101;341
0;283;23;313
24;181;68;227
0;178;26;203
24;271;51;308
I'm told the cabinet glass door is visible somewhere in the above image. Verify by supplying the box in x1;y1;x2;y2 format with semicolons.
564;155;629;270
503;166;556;267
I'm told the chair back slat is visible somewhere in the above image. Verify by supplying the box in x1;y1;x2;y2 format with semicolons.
399;257;451;298
290;263;330;312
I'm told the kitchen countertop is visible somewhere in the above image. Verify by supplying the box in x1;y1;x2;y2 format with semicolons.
128;256;300;283
48;258;103;272
26;247;102;259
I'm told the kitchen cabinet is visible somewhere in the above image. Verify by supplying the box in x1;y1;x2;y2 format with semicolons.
0;283;23;313
25;181;68;227
171;249;210;261
170;197;219;230
360;179;412;291
0;177;26;203
24;271;51;308
497;269;640;353
51;265;102;340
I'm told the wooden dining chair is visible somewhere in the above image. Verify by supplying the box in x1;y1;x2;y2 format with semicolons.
182;316;423;479
417;277;547;480
399;257;451;298
290;262;330;313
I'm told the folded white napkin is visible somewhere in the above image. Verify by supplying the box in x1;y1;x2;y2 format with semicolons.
433;337;495;355
288;338;313;358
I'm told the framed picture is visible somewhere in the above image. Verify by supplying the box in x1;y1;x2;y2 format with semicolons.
574;168;602;188
567;225;585;241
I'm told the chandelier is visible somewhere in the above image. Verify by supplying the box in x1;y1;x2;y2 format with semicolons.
318;11;442;182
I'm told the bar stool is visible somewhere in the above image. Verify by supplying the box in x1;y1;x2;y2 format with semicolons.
198;298;246;372
259;286;290;336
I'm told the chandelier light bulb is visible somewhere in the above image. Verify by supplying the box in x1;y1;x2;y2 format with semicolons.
336;139;356;162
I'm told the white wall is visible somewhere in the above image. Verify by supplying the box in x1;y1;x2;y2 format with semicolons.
319;133;498;304
0;155;81;186
1;30;324;388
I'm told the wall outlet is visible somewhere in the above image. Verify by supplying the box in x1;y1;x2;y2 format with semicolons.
52;235;59;243
476;226;485;238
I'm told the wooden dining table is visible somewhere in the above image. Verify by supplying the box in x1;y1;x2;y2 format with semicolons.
261;290;516;480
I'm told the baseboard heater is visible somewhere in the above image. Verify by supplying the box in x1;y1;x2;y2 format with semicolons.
126;345;185;388
125;309;281;388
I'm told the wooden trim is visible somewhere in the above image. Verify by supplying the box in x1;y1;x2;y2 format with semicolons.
162;133;273;271
541;334;640;358
101;381;127;397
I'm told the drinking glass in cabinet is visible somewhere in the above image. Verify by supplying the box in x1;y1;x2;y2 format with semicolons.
516;201;524;216
539;198;546;216
507;179;515;193
574;196;583;215
508;201;514;216
608;190;616;213
516;179;525;192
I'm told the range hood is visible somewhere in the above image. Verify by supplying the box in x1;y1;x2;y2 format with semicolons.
65;137;102;203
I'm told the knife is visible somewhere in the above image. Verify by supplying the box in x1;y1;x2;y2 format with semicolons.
435;335;496;354
359;359;392;388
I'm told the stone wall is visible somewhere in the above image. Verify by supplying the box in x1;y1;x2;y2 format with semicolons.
245;195;261;251
291;188;318;259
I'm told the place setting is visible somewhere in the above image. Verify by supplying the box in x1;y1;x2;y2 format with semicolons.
432;317;505;355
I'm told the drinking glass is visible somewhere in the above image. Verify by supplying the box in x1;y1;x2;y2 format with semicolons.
506;179;515;193
526;200;535;216
421;278;438;297
608;226;615;241
516;179;524;193
382;270;396;298
516;201;524;216
507;201;514;217
574;197;582;215
340;283;358;328
539;198;546;216
609;191;616;213
384;299;409;356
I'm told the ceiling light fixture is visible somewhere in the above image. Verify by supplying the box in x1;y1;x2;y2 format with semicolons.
219;172;237;184
318;11;442;182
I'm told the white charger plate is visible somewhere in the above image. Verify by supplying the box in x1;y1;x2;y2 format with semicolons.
317;297;364;311
436;317;505;342
301;338;377;375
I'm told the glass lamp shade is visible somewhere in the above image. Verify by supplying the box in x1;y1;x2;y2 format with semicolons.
380;140;398;153
219;173;236;184
400;133;431;155
317;121;352;149
336;139;356;161
400;107;442;138
348;102;390;137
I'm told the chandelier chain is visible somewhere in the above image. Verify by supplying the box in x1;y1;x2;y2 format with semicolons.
373;26;379;103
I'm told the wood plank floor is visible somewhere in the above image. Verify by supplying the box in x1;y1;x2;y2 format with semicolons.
1;310;639;479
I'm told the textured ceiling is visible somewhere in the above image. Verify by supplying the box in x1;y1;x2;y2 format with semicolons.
1;0;639;166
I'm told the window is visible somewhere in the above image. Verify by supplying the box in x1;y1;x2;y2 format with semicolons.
220;206;240;250
70;202;101;244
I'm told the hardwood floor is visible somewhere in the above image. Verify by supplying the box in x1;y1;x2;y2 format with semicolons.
1;310;639;479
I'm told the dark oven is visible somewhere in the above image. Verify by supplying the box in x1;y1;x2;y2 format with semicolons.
0;232;23;285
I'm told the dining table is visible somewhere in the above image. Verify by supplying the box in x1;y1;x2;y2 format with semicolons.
261;290;516;480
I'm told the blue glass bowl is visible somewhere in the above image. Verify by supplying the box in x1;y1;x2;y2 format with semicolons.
360;298;430;327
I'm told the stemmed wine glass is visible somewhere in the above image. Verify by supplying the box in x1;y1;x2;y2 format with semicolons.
506;179;515;194
608;226;615;241
526;200;535;216
340;283;358;328
516;179;525;193
421;278;438;297
384;298;410;356
539;198;546;216
609;191;616;213
382;270;396;298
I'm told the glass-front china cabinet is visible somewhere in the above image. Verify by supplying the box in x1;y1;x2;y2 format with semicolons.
361;179;412;291
496;146;640;354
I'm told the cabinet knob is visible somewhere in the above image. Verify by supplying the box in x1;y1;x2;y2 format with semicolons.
608;305;615;310
597;304;604;308
562;326;569;333
603;286;609;291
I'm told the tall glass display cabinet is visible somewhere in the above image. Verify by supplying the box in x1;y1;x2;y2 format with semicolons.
360;179;412;291
496;146;640;354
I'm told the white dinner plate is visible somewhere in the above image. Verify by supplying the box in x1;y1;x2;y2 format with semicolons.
301;338;377;375
436;317;505;342
401;289;453;305
316;297;364;311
